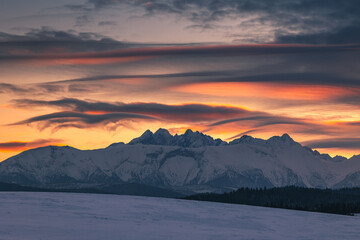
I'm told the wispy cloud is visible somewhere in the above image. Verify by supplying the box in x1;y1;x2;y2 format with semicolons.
5;97;360;152
9;97;347;137
302;138;360;149
0;139;64;152
11;98;249;122
9;111;157;132
0;83;65;95
1;28;358;63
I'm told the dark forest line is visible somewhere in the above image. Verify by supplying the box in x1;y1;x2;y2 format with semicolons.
184;186;360;216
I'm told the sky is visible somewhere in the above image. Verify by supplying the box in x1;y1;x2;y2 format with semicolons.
0;0;360;160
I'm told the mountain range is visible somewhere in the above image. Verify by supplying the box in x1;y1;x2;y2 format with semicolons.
0;129;359;196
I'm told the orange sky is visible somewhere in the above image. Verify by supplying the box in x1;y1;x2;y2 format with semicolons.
1;40;360;161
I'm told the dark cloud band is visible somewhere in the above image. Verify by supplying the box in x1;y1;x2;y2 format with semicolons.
303;138;360;149
85;0;360;44
11;98;249;122
0;139;63;151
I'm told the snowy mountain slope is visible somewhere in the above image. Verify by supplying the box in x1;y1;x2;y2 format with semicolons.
0;129;360;193
1;192;360;240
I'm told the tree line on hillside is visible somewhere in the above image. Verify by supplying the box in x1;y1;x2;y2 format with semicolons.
184;186;360;215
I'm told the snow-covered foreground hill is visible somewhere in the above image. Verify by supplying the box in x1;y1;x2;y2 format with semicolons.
0;192;359;240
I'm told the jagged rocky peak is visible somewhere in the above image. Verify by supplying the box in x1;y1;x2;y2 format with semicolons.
129;129;301;148
129;128;174;145
128;129;154;145
229;135;267;145
268;133;296;145
229;135;254;144
184;129;192;134
141;129;154;138
153;128;172;141
153;128;173;145
129;128;173;145
332;155;347;162
281;133;294;141
154;128;171;136
129;128;226;147
173;129;226;147
349;154;360;161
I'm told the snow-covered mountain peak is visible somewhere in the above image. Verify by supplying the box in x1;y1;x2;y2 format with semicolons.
184;129;194;135
230;135;256;145
332;155;348;162
154;128;171;136
128;129;154;145
268;133;296;145
153;128;173;145
141;129;154;138
129;128;226;147
172;129;226;147
281;133;294;141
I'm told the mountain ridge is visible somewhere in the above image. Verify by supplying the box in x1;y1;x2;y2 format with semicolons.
0;129;360;195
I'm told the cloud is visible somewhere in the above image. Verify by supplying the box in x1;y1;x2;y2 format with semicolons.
10;98;339;137
1;38;357;63
98;21;117;26
212;72;360;87
84;0;360;44
0;139;64;152
0;83;29;94
225;129;260;141
276;24;360;45
207;114;335;137
11;98;249;122
0;28;160;66
54;70;235;83
75;15;94;27
0;83;65;95
63;4;93;12
10;111;157;132
209;115;307;128
331;93;360;106
302;138;360;149
7;98;360;150
0;27;135;56
53;70;360;87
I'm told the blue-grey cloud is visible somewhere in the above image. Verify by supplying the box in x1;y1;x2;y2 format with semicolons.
0;83;28;94
0;83;65;95
98;21;117;26
303;138;360;149
11;98;249;122
208;115;332;136
1;39;357;62
0;139;63;151
10;111;157;131
54;71;360;87
8;98;353;136
209;115;308;128
85;0;360;44
0;27;137;56
276;24;360;44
